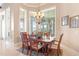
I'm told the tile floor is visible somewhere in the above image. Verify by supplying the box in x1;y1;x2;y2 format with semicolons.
0;40;24;56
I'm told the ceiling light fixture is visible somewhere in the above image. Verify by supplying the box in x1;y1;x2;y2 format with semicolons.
33;4;44;24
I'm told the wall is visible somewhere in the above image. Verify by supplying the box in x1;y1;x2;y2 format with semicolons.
58;3;79;55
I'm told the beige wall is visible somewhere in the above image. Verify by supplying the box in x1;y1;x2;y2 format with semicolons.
58;3;79;55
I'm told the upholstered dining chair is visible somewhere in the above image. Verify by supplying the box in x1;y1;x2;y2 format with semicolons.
44;32;50;38
20;32;30;55
47;33;63;56
29;40;41;56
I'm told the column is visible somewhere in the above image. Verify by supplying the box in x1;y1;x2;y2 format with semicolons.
10;4;20;46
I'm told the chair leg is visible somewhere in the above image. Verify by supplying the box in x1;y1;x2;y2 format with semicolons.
42;48;45;55
22;44;24;53
29;49;32;56
26;47;29;55
42;47;47;56
45;47;48;56
47;49;49;56
57;49;61;56
58;49;62;56
37;50;39;56
27;47;31;55
60;49;63;56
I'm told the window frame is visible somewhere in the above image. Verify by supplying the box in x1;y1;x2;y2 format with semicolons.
41;7;56;37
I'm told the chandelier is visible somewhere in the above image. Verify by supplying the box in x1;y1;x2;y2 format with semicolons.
33;11;44;24
34;11;44;20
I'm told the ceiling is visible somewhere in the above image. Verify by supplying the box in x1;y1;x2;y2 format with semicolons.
23;3;47;8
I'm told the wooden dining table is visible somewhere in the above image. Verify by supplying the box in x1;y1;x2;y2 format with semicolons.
29;35;56;54
30;36;55;43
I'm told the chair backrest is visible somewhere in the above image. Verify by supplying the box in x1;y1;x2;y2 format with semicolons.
20;32;29;42
57;33;63;49
21;32;31;46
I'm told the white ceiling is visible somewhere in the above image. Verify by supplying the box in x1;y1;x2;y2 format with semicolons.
23;3;47;8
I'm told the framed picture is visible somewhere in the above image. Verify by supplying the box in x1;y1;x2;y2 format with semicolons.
70;15;79;28
61;15;69;26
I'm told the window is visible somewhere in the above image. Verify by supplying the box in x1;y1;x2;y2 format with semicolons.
30;8;56;37
41;8;56;36
19;8;26;32
0;7;11;40
31;16;36;33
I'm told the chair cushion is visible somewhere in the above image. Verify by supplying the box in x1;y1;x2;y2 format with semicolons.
54;41;58;45
50;45;58;49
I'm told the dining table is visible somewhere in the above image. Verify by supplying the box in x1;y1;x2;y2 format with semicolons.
30;35;55;42
29;35;56;49
29;35;56;55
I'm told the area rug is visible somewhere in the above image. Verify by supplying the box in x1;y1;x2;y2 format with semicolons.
16;48;44;56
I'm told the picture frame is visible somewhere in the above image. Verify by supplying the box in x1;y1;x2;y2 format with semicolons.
61;15;69;26
70;15;79;28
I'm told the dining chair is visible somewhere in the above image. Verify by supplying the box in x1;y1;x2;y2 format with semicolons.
20;32;30;55
29;39;43;56
47;33;63;56
37;32;42;39
31;32;35;36
44;32;50;38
